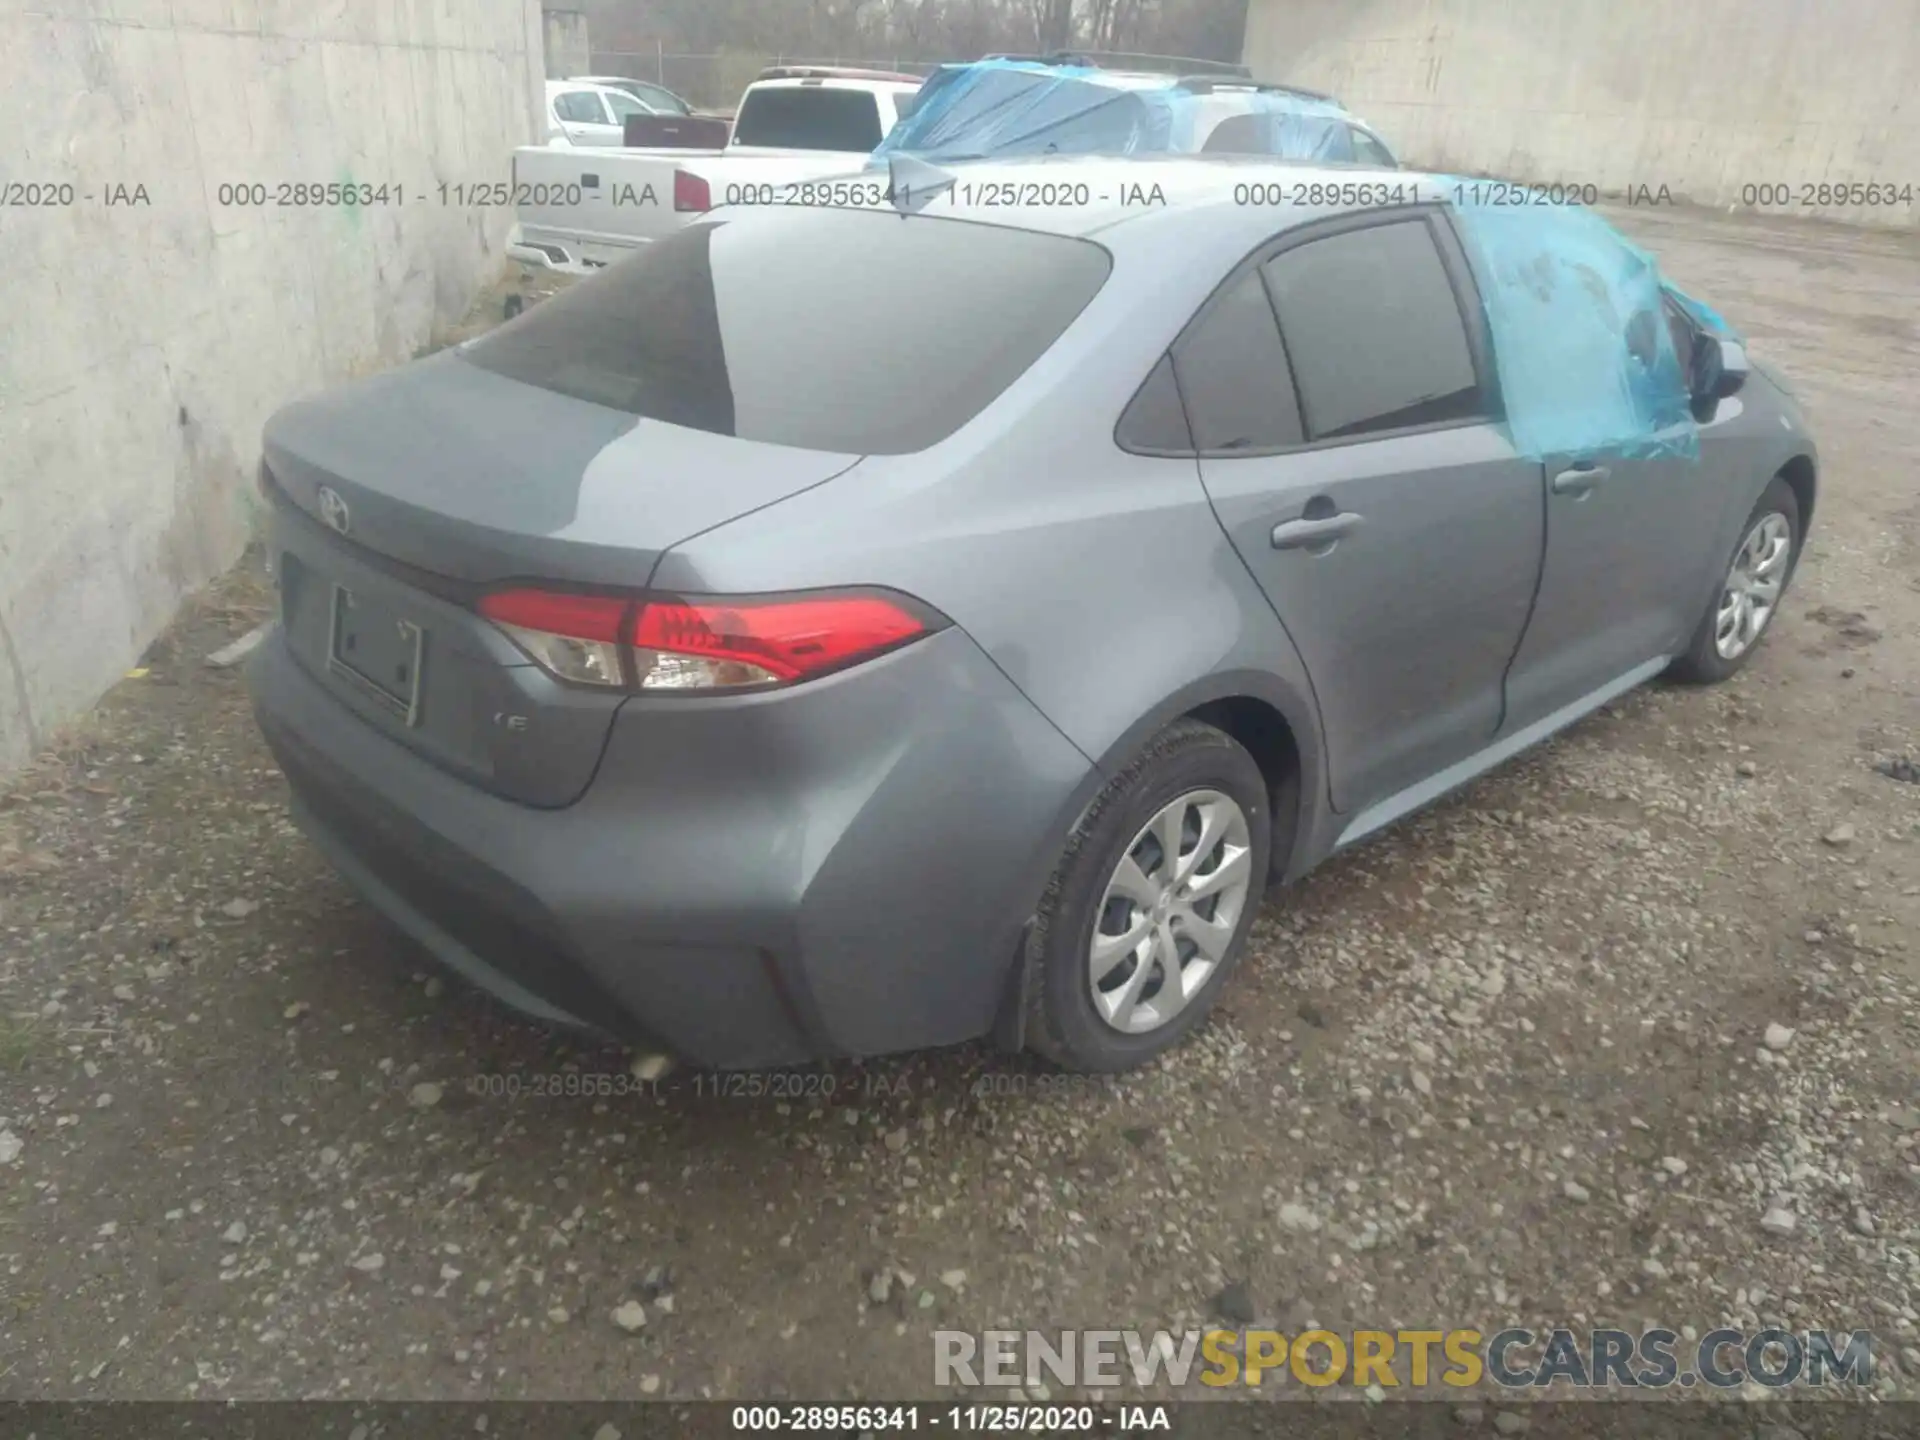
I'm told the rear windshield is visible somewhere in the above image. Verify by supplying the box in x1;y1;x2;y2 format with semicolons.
731;86;884;151
460;209;1112;454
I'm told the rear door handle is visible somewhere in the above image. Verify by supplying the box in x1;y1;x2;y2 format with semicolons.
1550;464;1611;497
1271;512;1364;551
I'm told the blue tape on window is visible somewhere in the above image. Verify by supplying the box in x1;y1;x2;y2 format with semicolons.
870;59;1368;164
1444;193;1704;461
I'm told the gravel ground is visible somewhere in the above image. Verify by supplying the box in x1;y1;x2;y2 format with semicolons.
1;209;1916;1411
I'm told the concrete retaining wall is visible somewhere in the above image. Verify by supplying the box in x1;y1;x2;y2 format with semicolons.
1243;0;1920;229
541;7;590;79
0;0;545;772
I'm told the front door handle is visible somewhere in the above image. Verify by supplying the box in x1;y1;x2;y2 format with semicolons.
1271;511;1364;551
1550;464;1611;497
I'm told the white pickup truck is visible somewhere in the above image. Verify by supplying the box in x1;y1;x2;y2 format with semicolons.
507;66;923;274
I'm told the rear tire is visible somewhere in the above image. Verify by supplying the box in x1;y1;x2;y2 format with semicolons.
1668;475;1802;685
1026;720;1270;1072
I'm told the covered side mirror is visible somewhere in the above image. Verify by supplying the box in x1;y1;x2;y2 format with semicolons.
1691;331;1748;401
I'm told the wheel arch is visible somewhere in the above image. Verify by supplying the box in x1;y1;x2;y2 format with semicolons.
989;669;1328;1052
1779;451;1817;538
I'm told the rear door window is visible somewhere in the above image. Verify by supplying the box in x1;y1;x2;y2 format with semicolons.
604;90;653;121
633;83;690;114
1116;356;1193;453
1169;270;1304;452
1200;114;1273;154
731;87;884;151
1260;219;1482;440
1350;127;1396;166
460;210;1111;454
554;91;607;124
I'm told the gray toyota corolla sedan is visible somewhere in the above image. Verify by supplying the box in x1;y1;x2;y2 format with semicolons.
248;156;1818;1073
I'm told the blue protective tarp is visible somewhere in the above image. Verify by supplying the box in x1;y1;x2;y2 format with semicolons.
871;58;1361;164
1663;280;1739;341
1444;194;1707;461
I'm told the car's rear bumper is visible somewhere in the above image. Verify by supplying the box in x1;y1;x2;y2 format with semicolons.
507;223;646;275
247;624;1090;1069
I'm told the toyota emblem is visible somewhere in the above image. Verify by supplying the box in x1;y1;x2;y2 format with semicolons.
317;486;351;535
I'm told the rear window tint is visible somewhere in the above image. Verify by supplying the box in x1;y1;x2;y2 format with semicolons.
1261;220;1481;440
1200;114;1274;154
460;210;1111;455
1116;355;1193;452
1172;269;1304;452
731;87;884;150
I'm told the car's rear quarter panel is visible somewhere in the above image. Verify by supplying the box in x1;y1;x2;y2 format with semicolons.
648;213;1335;872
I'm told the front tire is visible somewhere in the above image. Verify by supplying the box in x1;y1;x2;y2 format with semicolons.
1668;475;1802;684
1026;720;1270;1072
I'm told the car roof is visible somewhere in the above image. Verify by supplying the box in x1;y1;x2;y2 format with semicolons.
749;74;923;93
933;61;1341;106
753;65;926;85
547;79;634;98
860;154;1420;238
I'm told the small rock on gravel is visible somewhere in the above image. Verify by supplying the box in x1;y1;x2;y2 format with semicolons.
940;1269;968;1290
612;1300;649;1333
218;898;259;919
1760;1208;1797;1237
221;1221;248;1244
1276;1202;1319;1232
1659;1156;1688;1177
1763;1023;1795;1052
1212;1280;1256;1325
1492;1413;1531;1435
408;1082;444;1109
1821;823;1855;847
1851;1208;1876;1237
640;1375;661;1395
868;1269;894;1305
1562;1180;1592;1204
0;1130;22;1166
592;1425;622;1440
350;1252;386;1273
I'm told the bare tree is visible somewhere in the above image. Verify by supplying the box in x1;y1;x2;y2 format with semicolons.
1038;0;1076;49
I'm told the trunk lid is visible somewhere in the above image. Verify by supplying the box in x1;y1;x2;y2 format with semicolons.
262;353;859;806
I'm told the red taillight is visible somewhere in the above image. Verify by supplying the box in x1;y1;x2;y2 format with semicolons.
673;170;711;212
479;589;631;688
632;595;927;688
477;589;933;692
479;589;627;641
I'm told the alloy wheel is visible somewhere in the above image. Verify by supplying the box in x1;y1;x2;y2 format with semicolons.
1714;511;1792;661
1088;789;1254;1035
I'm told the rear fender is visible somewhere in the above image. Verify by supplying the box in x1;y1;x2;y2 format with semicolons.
989;667;1330;1052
